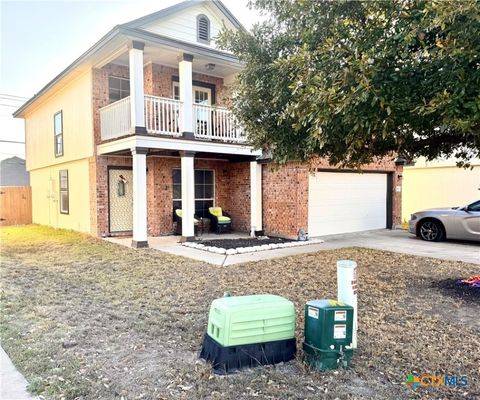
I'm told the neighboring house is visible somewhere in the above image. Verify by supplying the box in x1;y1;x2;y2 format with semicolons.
0;156;30;186
14;0;403;247
402;157;480;221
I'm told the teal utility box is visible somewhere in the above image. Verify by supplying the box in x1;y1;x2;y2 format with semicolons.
200;294;296;374
303;299;354;371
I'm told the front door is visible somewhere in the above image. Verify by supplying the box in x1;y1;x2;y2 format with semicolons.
109;168;133;233
173;83;212;135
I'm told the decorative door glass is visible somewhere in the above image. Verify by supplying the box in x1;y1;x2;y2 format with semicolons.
109;169;133;232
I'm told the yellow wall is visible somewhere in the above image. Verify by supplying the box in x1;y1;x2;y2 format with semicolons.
30;159;92;233
402;165;480;221
24;70;93;171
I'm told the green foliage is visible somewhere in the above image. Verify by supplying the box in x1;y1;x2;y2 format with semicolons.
218;0;480;167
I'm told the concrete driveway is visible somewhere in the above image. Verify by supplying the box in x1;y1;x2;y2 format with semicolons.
108;229;479;266
315;229;480;265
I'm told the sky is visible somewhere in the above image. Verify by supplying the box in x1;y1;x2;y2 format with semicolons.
0;0;263;159
0;0;262;97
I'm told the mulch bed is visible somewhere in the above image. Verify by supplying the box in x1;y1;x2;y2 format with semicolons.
199;237;294;249
436;278;480;304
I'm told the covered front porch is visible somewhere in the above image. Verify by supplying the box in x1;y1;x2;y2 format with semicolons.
96;36;245;144
98;140;263;248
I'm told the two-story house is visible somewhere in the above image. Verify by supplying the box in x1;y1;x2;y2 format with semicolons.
14;0;403;248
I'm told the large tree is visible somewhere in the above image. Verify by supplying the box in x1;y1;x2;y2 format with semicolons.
218;0;480;167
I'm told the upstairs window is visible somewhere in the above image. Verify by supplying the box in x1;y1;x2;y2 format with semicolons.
54;111;63;157
197;14;210;44
108;76;130;103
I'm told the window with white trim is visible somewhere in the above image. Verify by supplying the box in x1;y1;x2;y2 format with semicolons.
59;170;69;214
54;111;63;157
108;76;130;103
173;169;214;218
196;14;210;44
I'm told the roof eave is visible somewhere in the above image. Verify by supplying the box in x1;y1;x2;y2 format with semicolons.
120;26;241;65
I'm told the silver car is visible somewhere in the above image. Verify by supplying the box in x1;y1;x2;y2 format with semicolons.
409;200;480;242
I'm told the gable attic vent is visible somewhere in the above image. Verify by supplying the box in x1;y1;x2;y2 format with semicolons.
197;14;210;44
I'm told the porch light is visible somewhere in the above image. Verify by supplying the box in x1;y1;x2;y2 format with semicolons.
205;63;215;71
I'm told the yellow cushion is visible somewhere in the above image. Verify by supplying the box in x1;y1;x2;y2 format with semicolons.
217;216;231;223
175;209;199;224
209;207;223;217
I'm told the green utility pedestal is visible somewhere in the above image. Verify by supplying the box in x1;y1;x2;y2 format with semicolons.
303;299;354;371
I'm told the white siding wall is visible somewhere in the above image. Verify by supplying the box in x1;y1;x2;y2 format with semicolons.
140;3;236;50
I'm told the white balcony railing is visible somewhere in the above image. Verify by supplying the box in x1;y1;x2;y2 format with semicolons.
100;96;131;141
193;103;245;143
100;95;246;143
144;95;182;136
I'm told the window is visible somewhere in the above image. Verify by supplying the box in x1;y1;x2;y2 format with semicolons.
173;169;214;218
173;83;180;101
54;111;63;156
108;76;130;103
196;14;210;44
172;82;212;104
59;170;69;214
468;200;480;212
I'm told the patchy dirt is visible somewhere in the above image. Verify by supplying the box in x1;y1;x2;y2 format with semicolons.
1;225;479;400
436;278;480;304
200;236;294;249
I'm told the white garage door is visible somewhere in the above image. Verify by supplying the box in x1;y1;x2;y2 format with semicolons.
308;172;388;237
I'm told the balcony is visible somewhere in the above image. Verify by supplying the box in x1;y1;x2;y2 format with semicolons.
100;95;246;143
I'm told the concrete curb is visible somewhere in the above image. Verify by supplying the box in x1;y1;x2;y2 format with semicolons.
0;346;38;400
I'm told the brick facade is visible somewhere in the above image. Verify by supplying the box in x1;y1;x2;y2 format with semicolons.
90;61;402;240
145;158;249;236
90;61;232;236
92;155;250;237
143;62;227;105
262;158;403;238
262;162;309;238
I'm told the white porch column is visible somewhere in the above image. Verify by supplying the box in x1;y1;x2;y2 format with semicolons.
129;41;146;133
250;161;263;236
178;53;194;139
131;147;148;248
180;151;196;241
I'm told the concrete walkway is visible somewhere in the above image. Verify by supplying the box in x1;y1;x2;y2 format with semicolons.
107;229;479;265
0;346;37;400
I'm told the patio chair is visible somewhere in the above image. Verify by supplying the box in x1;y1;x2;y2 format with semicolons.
173;208;199;235
208;207;232;233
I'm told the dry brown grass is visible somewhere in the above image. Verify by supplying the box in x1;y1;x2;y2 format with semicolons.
1;225;479;400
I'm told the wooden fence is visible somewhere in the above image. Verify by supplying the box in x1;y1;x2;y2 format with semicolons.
0;186;32;226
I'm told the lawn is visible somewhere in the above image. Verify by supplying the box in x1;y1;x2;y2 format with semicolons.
1;225;479;400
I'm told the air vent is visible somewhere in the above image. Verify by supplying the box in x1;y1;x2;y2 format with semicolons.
197;15;210;43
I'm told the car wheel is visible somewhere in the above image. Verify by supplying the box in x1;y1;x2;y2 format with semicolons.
419;219;444;242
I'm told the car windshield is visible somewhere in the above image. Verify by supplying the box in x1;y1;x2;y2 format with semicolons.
467;200;480;212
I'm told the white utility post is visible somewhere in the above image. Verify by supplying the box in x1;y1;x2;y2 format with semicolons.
131;147;148;248
129;41;146;133
250;161;263;236
337;260;358;348
181;151;195;241
178;53;194;138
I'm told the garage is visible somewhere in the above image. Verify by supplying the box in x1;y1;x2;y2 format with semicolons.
308;171;389;237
